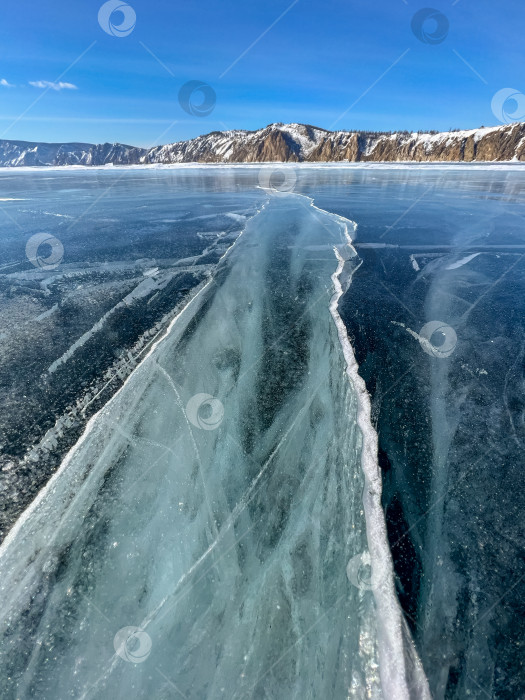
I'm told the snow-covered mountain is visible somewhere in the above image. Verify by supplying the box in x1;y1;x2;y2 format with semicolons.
1;122;525;166
0;140;146;167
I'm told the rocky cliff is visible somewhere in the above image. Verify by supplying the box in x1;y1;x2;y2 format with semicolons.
1;122;524;167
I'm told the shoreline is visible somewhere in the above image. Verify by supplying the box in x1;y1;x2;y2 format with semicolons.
0;160;524;173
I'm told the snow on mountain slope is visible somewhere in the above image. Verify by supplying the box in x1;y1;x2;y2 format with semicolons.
0;140;147;167
1;122;524;166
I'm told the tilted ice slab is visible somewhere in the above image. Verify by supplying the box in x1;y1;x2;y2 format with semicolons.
0;194;428;699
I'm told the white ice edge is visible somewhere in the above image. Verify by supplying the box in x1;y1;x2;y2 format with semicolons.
294;193;431;700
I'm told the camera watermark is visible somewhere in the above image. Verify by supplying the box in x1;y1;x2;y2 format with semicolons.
346;550;374;591
258;167;297;193
418;320;457;359
25;233;64;270
185;393;224;431
491;88;525;124
411;8;449;45
113;626;152;663
178;81;216;117
98;0;136;37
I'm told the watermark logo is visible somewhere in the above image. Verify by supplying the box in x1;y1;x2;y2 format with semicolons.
185;393;224;431
258;168;297;193
346;550;374;591
411;8;449;45
178;81;216;117
418;320;457;358
98;0;136;37
113;627;152;663
491;88;525;124
25;233;64;270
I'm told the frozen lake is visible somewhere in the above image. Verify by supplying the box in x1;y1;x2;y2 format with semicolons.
0;166;524;699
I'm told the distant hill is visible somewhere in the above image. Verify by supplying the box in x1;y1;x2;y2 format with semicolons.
1;122;525;166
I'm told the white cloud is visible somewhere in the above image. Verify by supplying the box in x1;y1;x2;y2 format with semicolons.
29;80;78;91
0;79;15;87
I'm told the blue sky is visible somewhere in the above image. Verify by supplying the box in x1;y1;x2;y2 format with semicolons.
0;0;523;146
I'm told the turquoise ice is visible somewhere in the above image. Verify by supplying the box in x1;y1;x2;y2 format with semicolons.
0;191;426;699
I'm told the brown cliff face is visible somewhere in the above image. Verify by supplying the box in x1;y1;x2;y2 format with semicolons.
2;122;525;166
348;122;525;163
308;133;360;162
244;129;298;162
216;122;525;164
474;123;524;160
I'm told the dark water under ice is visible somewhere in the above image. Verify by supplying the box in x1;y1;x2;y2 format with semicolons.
0;169;263;538
0;165;524;699
306;166;525;699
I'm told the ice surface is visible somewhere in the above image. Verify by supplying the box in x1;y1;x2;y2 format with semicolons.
0;168;263;538
0;192;425;698
2;165;523;699
309;166;525;699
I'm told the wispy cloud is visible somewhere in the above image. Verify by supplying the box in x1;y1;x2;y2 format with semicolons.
0;79;15;88
29;80;78;91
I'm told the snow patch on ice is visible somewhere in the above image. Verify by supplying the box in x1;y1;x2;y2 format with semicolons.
445;253;481;270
